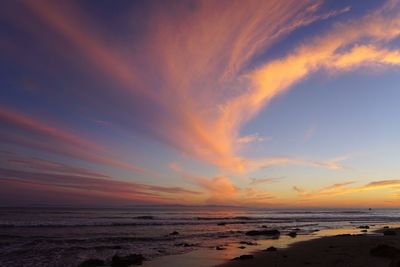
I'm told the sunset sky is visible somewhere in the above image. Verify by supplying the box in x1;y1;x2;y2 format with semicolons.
1;0;400;207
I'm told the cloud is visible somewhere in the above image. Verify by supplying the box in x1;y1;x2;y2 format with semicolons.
215;0;400;170
170;165;276;205
0;107;149;174
0;106;100;151
6;0;352;173
236;134;271;144
0;153;201;205
245;155;348;171
193;176;277;205
304;124;317;142
3;0;399;176
293;179;400;199
249;176;284;185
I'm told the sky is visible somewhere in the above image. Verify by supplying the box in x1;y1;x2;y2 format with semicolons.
1;0;400;208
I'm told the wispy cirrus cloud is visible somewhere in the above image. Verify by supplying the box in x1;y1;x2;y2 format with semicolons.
0;153;201;205
0;107;148;174
2;0;400;180
169;163;276;205
6;0;354;173
245;155;348;171
249;176;284;185
293;179;400;199
236;134;271;145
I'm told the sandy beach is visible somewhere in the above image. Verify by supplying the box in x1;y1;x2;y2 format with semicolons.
219;228;400;267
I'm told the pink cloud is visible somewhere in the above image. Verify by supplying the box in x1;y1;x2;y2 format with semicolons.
16;0;342;173
0;154;201;205
0;107;149;174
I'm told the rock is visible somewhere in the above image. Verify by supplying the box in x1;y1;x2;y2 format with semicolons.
217;222;226;226
232;254;254;260
111;254;145;267
370;245;400;258
79;259;105;267
384;230;397;236
174;243;195;247
384;226;390;229
288;231;297;238
265;246;278;252
361;230;368;233
238;246;246;249
358;225;370;229
216;246;226;250
390;258;400;267
239;241;258;246
245;230;280;236
94;245;122;250
169;231;179;236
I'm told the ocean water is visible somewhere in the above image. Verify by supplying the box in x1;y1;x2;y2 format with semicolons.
0;206;399;267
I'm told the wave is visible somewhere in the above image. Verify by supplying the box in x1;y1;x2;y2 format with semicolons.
0;215;399;229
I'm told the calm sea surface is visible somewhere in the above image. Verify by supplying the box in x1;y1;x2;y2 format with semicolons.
0;206;399;266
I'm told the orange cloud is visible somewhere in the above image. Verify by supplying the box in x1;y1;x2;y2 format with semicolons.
249;176;284;185
14;0;400;175
17;0;346;173
293;179;400;199
170;165;277;205
193;175;277;205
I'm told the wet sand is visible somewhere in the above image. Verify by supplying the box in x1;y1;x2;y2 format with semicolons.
219;228;400;267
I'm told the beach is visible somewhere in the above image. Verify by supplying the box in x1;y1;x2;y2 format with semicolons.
219;228;400;267
0;207;399;267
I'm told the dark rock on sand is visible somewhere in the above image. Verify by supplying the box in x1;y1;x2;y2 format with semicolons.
218;222;226;226
288;231;297;238
384;226;390;229
169;231;179;236
79;259;105;267
95;245;122;250
390;258;400;267
238;246;246;249
384;230;397;236
239;241;258;246
358;225;370;229
111;254;145;267
370;244;400;258
232;254;254;260
361;230;368;233
246;229;280;236
174;243;195;247
336;234;352;237
265;246;278;252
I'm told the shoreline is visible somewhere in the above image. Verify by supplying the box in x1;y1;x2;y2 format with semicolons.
143;224;400;267
218;227;400;267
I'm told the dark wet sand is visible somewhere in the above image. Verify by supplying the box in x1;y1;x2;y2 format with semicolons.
219;228;400;267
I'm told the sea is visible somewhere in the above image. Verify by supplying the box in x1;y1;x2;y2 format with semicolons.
0;206;399;267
